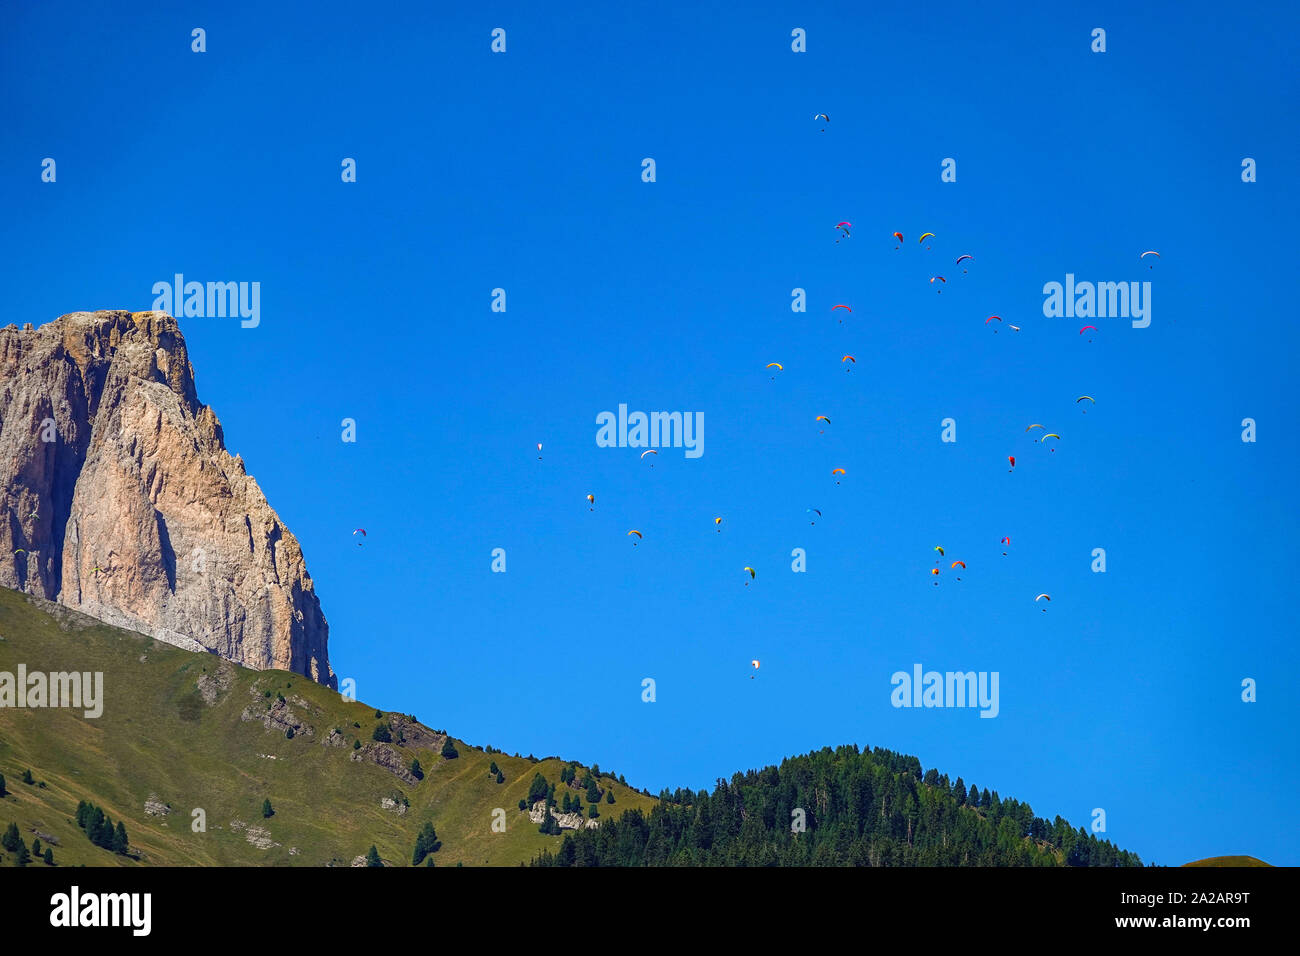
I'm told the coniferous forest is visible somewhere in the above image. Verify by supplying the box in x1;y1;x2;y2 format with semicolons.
532;745;1144;867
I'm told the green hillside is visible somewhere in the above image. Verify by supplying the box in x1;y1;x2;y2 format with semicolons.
0;588;656;866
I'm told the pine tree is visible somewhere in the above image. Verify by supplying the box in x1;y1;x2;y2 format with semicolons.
32;838;41;856
495;770;505;784
606;789;615;805
410;758;424;781
586;778;601;804
20;769;34;785
43;848;53;865
0;773;6;797
1;822;19;852
440;738;459;760
412;821;441;865
968;784;980;807
489;761;500;775
372;723;392;743
366;845;383;867
112;821;129;855
16;839;31;865
527;773;549;805
953;777;966;806
262;799;275;818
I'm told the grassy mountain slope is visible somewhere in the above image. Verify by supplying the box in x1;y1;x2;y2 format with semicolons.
0;589;655;866
1182;856;1272;867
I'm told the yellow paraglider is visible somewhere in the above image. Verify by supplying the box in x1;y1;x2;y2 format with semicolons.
743;566;756;586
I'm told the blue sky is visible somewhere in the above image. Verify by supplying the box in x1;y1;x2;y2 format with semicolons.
3;0;1297;865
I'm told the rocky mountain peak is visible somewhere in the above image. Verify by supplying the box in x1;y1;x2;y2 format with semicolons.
0;310;334;687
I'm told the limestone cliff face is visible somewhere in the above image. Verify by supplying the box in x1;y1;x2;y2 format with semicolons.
0;311;334;687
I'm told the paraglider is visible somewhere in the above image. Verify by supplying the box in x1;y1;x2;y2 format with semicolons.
835;221;852;243
627;529;642;545
1009;325;1021;332
930;276;946;292
814;112;829;131
766;362;783;380
751;659;761;678
353;528;366;546
1140;250;1160;269
893;231;904;248
715;516;723;532
1026;424;1044;437
641;449;658;467
1077;395;1094;413
831;304;851;323
743;566;756;586
986;314;1001;333
816;415;831;434
832;468;846;484
841;355;855;371
1001;536;1011;555
807;508;821;524
956;254;973;272
1008;455;1016;472
1042;433;1060;453
537;442;543;460
951;560;965;581
934;546;945;557
919;232;935;248
931;567;940;585
586;494;595;511
1080;325;1097;342
1034;592;1051;610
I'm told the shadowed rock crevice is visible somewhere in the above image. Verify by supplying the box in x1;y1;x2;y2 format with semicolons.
0;311;335;687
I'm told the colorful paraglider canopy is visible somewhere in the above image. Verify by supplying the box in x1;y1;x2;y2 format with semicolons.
1008;456;1016;467
1079;326;1097;334
1034;593;1051;602
640;449;658;458
1140;250;1160;259
919;233;935;244
1026;424;1044;432
952;561;966;569
807;508;822;516
986;315;1002;324
586;494;595;504
627;529;642;538
841;355;855;363
831;468;846;475
831;304;852;311
814;113;829;122
930;276;946;283
893;232;904;242
1009;325;1022;331
934;546;945;555
931;568;940;575
743;566;756;579
1001;537;1011;545
353;528;366;536
766;362;784;370
714;517;723;525
955;255;974;265
1076;396;1095;404
815;415;831;423
1042;433;1061;441
836;221;852;229
751;659;760;669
